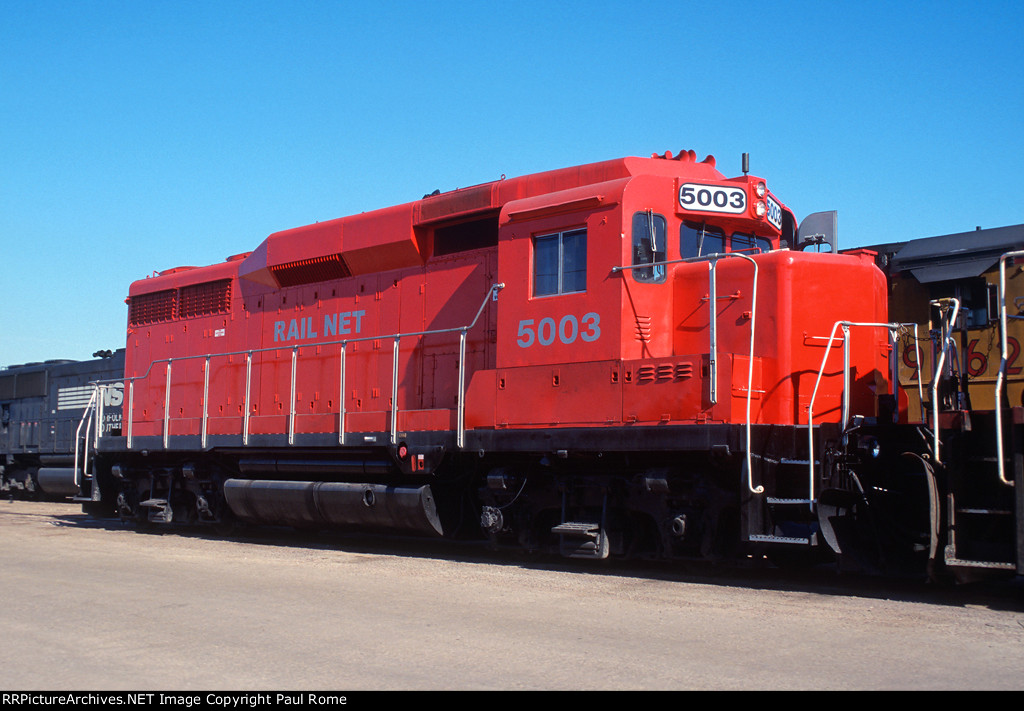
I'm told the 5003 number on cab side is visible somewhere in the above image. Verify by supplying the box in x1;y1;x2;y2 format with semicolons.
517;313;600;348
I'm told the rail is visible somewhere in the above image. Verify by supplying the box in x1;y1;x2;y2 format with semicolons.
72;387;99;492
72;380;120;498
929;299;960;465
125;283;504;451
807;320;921;508
614;251;761;495
995;251;1024;487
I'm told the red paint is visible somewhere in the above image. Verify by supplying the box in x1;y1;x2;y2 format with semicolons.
121;152;887;441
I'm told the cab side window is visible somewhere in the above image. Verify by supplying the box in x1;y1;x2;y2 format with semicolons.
632;211;667;283
534;228;587;297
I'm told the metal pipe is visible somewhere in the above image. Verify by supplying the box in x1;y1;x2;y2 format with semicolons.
288;346;297;446
163;361;172;449
338;343;347;445
391;337;400;445
841;324;851;428
201;356;210;449
82;405;93;484
94;383;105;449
708;261;718;405
703;255;759;493
458;329;467;449
243;352;252;446
930;298;960;465
888;329;899;422
995;251;1024;486
127;379;135;449
621;252;760;493
808;321;911;503
72;386;100;490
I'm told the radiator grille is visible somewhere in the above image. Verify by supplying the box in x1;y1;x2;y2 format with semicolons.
129;289;177;325
179;279;232;318
130;280;232;325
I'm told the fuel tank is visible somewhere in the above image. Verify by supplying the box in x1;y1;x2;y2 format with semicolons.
222;479;444;536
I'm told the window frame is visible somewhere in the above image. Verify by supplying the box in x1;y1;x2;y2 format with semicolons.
680;221;773;259
631;210;668;283
532;227;588;298
680;221;726;258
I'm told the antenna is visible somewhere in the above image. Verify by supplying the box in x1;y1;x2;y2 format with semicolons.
742;153;750;175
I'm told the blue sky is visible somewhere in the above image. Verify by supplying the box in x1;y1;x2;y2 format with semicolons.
2;0;1022;366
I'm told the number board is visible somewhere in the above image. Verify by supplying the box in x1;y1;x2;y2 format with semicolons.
678;183;746;215
766;195;782;230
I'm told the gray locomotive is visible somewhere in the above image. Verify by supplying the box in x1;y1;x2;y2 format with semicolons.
1;350;124;498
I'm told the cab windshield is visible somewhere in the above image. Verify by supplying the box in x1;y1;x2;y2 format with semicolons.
681;221;771;258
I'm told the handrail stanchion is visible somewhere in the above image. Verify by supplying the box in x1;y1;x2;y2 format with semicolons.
458;328;468;449
288;346;298;446
72;386;100;491
708;261;718;404
127;379;135;449
94;384;104;449
163;361;172;450
201;356;210;449
841;324;851;428
929;299;960;465
338;343;347;445
243;352;252;446
391;337;400;445
82;405;93;486
995;251;1024;487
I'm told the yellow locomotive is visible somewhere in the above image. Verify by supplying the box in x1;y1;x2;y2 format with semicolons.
837;224;1024;580
864;224;1024;419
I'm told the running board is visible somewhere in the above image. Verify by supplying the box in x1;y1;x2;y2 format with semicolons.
944;553;1016;571
749;533;816;546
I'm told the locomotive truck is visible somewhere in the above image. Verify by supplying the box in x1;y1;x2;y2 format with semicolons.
70;150;1020;581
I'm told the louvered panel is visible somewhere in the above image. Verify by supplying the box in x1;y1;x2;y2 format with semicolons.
129;289;177;326
178;279;232;318
271;253;351;287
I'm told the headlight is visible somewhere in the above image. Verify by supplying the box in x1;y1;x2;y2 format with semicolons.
857;436;881;459
755;201;766;217
756;182;766;197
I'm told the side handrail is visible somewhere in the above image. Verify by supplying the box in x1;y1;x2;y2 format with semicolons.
995;251;1024;487
929;299;960;465
125;283;504;451
71;380;120;496
72;386;100;491
808;321;918;507
614;252;761;494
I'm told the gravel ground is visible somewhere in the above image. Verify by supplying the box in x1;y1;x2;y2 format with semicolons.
2;500;1022;690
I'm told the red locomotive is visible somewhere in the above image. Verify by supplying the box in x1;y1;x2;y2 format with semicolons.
81;149;1020;579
